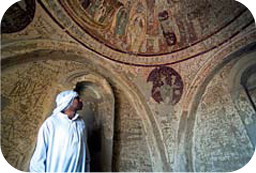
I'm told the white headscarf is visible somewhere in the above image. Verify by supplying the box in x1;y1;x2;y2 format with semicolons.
53;90;78;115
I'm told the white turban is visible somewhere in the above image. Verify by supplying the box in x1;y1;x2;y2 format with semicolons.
53;90;78;114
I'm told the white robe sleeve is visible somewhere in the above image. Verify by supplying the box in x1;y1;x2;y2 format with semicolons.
29;122;49;172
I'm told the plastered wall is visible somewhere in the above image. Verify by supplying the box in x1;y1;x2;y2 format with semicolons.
1;0;256;172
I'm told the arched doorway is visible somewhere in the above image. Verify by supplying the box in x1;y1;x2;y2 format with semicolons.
228;52;256;146
64;72;115;172
187;46;256;172
176;42;256;172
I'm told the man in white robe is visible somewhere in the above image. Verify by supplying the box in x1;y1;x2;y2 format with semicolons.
30;90;90;172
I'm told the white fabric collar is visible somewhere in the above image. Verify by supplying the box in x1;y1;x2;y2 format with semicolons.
57;112;80;121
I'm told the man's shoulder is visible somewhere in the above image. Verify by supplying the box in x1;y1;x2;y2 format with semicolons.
41;114;59;127
45;113;58;121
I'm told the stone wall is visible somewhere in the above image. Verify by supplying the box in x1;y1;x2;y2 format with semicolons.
193;54;255;172
1;60;155;171
1;0;256;172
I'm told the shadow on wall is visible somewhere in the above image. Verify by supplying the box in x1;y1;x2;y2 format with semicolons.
74;81;111;172
230;54;256;146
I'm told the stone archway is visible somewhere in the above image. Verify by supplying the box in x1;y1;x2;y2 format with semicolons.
61;71;115;172
177;43;256;172
228;52;256;146
1;40;169;172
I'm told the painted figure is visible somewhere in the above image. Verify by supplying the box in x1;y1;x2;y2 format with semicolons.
147;66;183;105
158;10;177;46
127;15;145;52
114;8;129;36
93;0;106;22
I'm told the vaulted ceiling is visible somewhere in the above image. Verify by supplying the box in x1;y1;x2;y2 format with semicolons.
1;0;255;66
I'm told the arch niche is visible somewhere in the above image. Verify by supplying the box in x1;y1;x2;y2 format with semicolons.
228;51;256;146
61;71;115;172
181;43;256;172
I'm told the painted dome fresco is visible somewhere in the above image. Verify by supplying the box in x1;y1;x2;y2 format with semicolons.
39;0;254;66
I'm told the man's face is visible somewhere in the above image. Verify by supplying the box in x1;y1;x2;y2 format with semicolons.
72;96;83;110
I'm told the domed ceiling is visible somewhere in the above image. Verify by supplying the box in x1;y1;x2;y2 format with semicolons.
39;0;254;66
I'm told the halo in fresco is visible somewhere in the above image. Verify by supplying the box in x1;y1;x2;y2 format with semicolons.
39;0;253;66
147;66;183;105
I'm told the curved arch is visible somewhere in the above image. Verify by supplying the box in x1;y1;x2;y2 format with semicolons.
60;71;115;172
182;30;256;111
1;42;169;171
177;39;256;171
228;52;256;102
227;52;256;146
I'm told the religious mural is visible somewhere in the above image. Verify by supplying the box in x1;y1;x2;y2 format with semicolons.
53;0;249;58
147;66;183;105
158;10;177;46
127;14;146;53
114;8;129;36
1;0;256;172
59;0;122;29
81;0;120;24
1;0;35;33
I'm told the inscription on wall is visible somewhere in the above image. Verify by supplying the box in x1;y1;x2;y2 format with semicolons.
193;62;255;172
1;60;154;171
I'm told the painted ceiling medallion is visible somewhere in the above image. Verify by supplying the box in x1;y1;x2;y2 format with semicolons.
1;0;35;33
39;0;253;66
147;66;183;105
